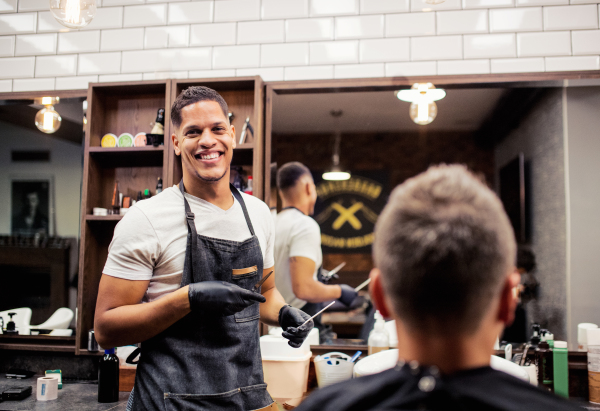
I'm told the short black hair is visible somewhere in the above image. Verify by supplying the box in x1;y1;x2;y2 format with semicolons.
277;162;311;192
171;86;228;129
517;246;536;272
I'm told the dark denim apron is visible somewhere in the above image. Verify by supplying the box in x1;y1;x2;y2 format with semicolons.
129;181;274;411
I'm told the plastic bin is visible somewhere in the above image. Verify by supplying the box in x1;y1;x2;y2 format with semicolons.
260;335;312;400
314;352;354;387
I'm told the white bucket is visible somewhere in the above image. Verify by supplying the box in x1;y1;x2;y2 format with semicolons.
260;335;312;400
314;352;354;388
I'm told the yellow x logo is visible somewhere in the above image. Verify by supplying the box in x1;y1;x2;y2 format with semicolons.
331;202;363;230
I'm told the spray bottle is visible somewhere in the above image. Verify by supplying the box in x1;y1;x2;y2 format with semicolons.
368;311;389;355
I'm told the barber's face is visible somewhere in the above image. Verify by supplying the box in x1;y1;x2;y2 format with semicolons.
173;101;236;184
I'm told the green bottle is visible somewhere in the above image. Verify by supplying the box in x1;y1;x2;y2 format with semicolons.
553;341;569;398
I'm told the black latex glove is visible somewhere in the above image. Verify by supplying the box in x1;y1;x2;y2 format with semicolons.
278;305;314;348
338;284;358;306
188;281;265;316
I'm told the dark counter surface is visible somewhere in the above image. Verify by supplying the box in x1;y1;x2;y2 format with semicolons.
0;376;129;410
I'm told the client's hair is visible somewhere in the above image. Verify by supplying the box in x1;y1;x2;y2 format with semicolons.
277;162;312;192
373;164;516;336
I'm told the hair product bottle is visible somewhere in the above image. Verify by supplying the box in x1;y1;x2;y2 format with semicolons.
535;335;553;391
587;328;600;404
98;348;119;403
553;341;569;398
368;311;389;355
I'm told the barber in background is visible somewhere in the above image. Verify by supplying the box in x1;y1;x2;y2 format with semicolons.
274;162;357;339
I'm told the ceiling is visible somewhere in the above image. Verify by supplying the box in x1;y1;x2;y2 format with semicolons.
272;88;508;134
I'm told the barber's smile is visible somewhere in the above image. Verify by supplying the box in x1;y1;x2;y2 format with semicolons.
194;150;224;164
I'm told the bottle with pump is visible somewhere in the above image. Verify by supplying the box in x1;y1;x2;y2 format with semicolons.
156;177;163;194
368;311;389;355
98;348;119;403
150;108;165;135
244;176;253;195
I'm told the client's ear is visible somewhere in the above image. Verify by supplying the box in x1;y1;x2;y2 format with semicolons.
498;270;521;326
370;268;392;319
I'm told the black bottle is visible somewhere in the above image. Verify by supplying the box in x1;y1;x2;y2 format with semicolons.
98;348;119;403
156;177;163;194
5;313;18;334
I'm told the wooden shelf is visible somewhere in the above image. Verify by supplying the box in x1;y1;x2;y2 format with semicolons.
0;334;76;352
89;146;165;153
85;215;123;221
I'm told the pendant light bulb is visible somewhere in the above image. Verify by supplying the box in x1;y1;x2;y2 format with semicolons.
50;0;96;29
409;101;437;125
323;110;351;181
35;97;62;134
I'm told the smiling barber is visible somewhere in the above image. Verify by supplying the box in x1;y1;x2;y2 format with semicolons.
94;86;314;411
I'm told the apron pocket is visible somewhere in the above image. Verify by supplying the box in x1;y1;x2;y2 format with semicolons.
232;270;261;323
164;384;272;411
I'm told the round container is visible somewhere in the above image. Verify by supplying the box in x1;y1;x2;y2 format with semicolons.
134;132;147;147
118;133;134;148
579;323;598;351
260;335;311;400
101;133;117;148
314;352;354;387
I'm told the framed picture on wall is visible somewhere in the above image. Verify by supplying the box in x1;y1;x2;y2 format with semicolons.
10;175;55;237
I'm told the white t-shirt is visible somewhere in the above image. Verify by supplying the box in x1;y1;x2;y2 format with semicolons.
274;208;323;309
103;185;274;303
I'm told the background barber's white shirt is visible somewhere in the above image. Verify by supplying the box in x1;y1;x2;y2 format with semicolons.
274;208;323;309
103;186;274;303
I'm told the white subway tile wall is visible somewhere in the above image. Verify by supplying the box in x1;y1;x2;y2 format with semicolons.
35;54;77;76
359;0;410;14
13;77;54;91
101;28;144;51
543;5;598;31
55;75;97;89
237;20;284;44
0;0;597;90
15;33;56;55
286;18;334;42
58;31;100;54
168;2;213;25
0;35;14;56
0;0;18;14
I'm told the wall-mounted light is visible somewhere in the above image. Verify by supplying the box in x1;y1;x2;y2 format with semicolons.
50;0;96;29
323;110;351;181
35;97;62;134
396;83;446;125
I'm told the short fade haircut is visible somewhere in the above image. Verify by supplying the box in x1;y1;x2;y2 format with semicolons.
277;162;312;192
171;86;229;129
374;164;516;336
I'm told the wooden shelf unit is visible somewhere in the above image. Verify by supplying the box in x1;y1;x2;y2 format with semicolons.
76;77;265;355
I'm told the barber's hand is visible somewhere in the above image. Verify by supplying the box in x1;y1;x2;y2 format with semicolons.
338;284;358;307
278;305;314;348
188;281;266;316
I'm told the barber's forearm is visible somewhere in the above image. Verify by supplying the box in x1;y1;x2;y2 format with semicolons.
294;282;342;303
94;286;191;349
260;287;286;326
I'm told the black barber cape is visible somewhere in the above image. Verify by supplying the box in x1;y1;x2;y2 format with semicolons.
295;363;584;411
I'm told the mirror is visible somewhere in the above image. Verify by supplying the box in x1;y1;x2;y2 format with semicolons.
0;97;85;337
269;83;600;347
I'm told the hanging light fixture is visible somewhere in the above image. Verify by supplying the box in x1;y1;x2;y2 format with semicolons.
396;83;446;125
34;97;62;134
50;0;96;29
323;110;351;181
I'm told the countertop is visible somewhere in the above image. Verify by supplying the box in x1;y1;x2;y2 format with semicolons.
0;376;129;410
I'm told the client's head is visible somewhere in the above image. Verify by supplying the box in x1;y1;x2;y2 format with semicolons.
277;162;317;215
370;164;517;343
